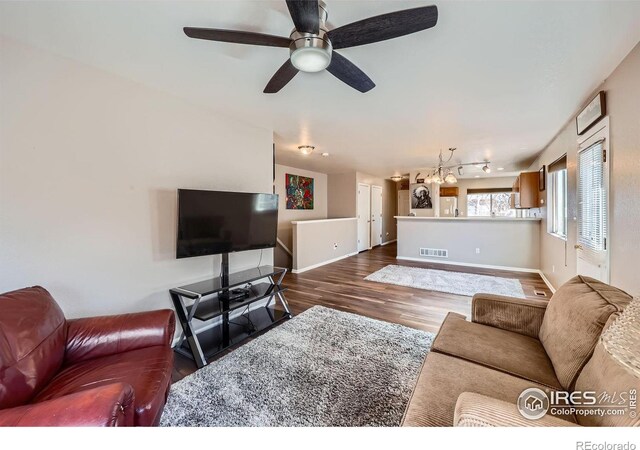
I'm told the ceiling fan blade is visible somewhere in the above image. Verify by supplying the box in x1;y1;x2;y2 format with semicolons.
286;0;319;34
327;5;438;49
264;59;299;93
326;51;375;93
183;27;291;47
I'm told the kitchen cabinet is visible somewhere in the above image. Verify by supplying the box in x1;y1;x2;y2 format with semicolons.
512;172;539;209
439;186;459;197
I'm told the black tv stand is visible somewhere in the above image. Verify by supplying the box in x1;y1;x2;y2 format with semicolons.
218;287;250;302
169;263;292;368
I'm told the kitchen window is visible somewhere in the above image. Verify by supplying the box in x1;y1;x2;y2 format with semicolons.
467;189;515;217
548;155;568;239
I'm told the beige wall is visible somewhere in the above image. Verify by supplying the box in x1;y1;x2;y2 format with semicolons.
0;37;274;318
528;42;640;294
397;218;541;270
328;171;397;244
292;219;358;272
327;172;357;218
274;164;327;267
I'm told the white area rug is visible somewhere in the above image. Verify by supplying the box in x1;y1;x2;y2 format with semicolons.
161;306;433;426
364;265;526;298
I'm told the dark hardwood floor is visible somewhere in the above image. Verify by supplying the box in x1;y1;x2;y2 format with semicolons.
172;242;551;381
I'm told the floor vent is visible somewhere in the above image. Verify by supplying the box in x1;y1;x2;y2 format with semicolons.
419;248;448;258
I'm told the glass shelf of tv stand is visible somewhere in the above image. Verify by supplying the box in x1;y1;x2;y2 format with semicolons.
187;283;288;321
170;265;285;299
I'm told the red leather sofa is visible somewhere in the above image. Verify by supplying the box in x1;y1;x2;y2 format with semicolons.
0;286;175;426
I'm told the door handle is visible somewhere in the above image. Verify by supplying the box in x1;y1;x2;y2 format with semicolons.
574;244;583;250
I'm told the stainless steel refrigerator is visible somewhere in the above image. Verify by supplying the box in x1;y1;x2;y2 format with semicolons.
439;196;458;217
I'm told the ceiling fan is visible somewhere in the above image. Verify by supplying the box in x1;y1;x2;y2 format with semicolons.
183;0;438;93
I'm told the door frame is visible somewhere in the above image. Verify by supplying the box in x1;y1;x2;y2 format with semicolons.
357;183;371;252
576;117;610;283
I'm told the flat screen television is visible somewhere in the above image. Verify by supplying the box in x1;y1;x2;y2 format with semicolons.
176;189;278;259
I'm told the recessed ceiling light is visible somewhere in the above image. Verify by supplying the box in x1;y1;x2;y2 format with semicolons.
474;175;480;178
497;167;505;171
298;145;315;156
321;152;330;157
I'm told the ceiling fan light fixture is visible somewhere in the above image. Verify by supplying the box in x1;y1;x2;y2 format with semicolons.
290;31;333;73
298;145;315;155
290;47;332;72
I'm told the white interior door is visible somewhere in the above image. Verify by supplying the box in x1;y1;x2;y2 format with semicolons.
398;190;410;216
576;120;609;283
371;185;383;247
357;183;371;252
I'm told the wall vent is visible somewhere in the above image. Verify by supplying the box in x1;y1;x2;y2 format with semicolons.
419;248;448;258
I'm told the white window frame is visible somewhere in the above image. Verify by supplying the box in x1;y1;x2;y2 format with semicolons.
466;192;515;217
547;165;568;240
576;118;610;276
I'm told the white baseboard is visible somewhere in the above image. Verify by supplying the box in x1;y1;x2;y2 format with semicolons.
292;252;358;274
538;271;556;293
381;239;397;246
396;256;541;274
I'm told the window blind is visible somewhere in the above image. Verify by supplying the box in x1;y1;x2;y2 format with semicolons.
577;140;606;258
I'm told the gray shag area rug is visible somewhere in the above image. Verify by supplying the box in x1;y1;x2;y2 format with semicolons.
365;265;526;298
161;305;433;427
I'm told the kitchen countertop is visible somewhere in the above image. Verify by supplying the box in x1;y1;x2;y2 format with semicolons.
394;216;541;222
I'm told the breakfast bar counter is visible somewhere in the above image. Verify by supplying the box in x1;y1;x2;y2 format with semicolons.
395;216;541;271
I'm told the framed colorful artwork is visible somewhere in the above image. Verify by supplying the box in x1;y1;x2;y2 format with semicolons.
285;173;314;209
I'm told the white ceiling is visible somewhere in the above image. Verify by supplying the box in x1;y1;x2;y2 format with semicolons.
2;1;640;178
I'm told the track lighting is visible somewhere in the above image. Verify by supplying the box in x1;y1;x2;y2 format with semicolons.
457;166;464;176
482;164;491;173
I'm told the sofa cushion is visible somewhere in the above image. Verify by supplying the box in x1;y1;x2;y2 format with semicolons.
573;318;640;427
539;276;632;390
402;351;575;427
432;313;561;389
0;286;67;409
33;346;173;426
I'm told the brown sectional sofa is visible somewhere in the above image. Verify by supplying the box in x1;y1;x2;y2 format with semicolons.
402;275;639;427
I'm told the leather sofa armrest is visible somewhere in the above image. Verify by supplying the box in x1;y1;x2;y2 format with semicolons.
471;293;547;338
65;309;175;364
0;383;135;427
454;392;578;427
